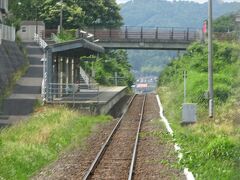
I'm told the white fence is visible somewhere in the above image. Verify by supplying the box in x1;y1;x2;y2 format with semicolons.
0;0;8;12
0;24;15;44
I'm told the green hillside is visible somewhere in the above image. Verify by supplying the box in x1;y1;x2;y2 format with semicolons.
158;41;240;179
121;0;240;27
120;0;240;74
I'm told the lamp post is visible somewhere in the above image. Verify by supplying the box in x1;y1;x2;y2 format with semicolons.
60;0;63;33
35;4;38;34
208;0;214;118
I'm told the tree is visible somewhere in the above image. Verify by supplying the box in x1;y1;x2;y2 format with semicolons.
8;0;42;21
213;14;236;32
40;0;85;29
8;0;123;29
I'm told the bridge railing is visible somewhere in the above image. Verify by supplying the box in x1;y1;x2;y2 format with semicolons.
86;26;200;42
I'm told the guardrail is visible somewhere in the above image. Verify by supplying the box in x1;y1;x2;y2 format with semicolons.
47;83;99;102
0;24;15;44
86;26;201;42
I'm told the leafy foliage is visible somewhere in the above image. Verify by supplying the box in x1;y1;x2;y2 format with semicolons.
8;0;123;29
213;14;237;32
159;41;240;105
83;50;134;87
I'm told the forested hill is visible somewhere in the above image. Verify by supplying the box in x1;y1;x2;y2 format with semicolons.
120;0;240;76
120;0;240;28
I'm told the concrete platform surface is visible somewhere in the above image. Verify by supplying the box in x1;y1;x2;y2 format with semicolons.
90;86;127;103
50;86;127;104
49;86;128;114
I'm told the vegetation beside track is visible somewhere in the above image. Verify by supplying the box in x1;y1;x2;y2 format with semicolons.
158;41;240;179
0;106;111;180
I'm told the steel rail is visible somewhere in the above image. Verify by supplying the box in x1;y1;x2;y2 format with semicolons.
128;94;147;180
83;94;137;180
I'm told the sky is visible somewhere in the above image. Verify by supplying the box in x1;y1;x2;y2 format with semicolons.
116;0;240;4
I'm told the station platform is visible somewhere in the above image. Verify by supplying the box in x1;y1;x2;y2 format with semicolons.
48;86;128;114
0;86;128;128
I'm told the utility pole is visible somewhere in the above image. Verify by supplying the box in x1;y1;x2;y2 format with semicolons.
183;70;187;103
35;5;38;34
115;72;118;86
208;0;214;118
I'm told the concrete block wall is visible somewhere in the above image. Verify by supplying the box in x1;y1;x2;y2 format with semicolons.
0;40;25;95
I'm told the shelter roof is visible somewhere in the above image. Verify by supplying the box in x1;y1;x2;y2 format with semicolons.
47;38;105;56
21;21;45;26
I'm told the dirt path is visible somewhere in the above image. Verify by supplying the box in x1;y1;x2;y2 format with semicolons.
134;94;184;179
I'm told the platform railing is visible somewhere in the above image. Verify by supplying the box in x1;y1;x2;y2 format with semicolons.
47;83;100;103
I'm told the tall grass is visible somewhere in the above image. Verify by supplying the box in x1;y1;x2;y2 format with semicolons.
0;106;111;179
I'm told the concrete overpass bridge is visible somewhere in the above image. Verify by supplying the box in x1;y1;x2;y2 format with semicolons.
84;26;202;50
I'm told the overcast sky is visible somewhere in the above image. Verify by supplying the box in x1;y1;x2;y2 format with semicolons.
116;0;240;4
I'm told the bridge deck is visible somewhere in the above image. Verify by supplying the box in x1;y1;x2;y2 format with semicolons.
84;26;202;50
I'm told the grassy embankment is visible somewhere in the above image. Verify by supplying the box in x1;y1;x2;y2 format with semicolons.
158;41;240;179
0;106;111;179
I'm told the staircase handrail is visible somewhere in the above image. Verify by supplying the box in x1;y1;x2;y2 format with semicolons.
34;33;48;102
79;66;90;86
34;33;48;49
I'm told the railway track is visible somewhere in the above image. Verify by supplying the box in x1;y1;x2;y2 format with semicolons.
83;94;147;180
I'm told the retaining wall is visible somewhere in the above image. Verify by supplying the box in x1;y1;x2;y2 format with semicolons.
0;40;25;96
97;87;128;114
